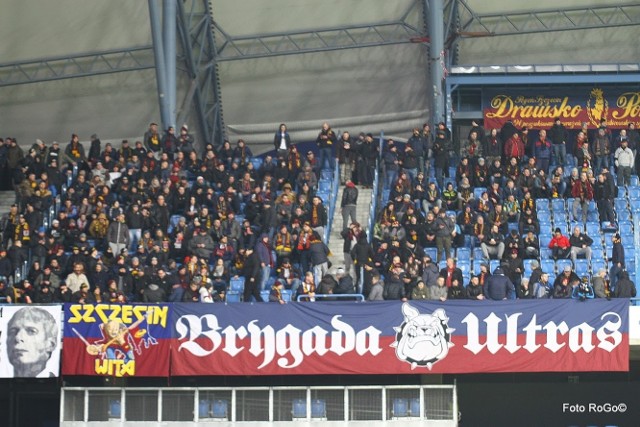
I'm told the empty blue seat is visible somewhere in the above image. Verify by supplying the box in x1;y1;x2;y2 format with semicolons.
456;247;470;260
586;210;600;222
540;248;553;259
199;399;211;418
591;259;607;274
457;262;470;275
108;400;121;420
617;209;632;222
537;211;551;224
261;290;271;301
539;234;552;248
523;259;536;276
392;398;409;418
424;247;437;260
630;176;639;186
230;277;245;292
473;247;484;261
212;400;228;419
541;260;555;275
489;259;500;273
281;289;292;302
618;187;628;198
552;199;565;212
318;180;332;192
250;157;263;170
574;259;589;276
629;187;640;199
226;291;241;303
586;222;600;237
619;222;633;236
311;400;326;419
630;199;640;212
292;399;306;418
536;198;549;211
592;247;604;260
409;398;421;417
556;259;572;273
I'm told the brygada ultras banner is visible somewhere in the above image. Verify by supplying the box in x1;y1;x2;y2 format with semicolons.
170;299;629;376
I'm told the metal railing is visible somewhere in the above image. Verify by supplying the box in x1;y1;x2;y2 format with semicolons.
324;158;340;244
61;385;458;425
296;293;365;302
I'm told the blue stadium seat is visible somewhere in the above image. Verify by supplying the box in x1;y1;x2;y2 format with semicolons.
540;248;553;259
456;247;471;261
539;234;552;248
587;200;597;213
630;199;640;212
250;157;263;170
261;290;271;301
551;199;565;212
473;247;484;261
556;259;572;273
574;259;589;276
457;261;470;275
617;209;632;222
320;169;333;181
618;187;628;198
409;398;421;417
541;260;556;275
230;277;245;293
489;259;500;272
536;198;549;211
226;291;241;303
316;191;330;204
523;259;536;277
615;198;629;212
474;187;487;200
108;400;121;420
586;210;600;222
318;180;332;193
392;399;409;418
292;399;307;419
472;261;482;275
619;222;633;236
281;289;292;302
592;247;605;261
630;176;639;186
311;400;327;419
424;247;438;260
537;211;551;224
627;259;636;273
212;400;229;419
629;186;640;199
586;222;600;237
591;259;607;274
199;399;211;419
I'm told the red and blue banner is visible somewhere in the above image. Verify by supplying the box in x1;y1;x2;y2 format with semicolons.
170;300;629;376
62;304;171;377
483;87;640;130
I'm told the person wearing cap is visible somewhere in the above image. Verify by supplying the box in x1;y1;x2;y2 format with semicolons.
572;276;595;301
548;227;571;260
553;265;580;298
334;267;355;294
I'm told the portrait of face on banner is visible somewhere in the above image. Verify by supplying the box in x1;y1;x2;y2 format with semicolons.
0;305;62;378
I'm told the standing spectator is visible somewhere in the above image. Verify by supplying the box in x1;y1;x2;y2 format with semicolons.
242;247;263;302
309;234;330;286
255;234;275;291
316;122;336;171
503;132;525;164
609;233;625;292
433;130;448;189
434;210;455;263
383;141;400;190
341;181;358;231
274;123;291;159
593;172;616;227
438;257;463;288
407;128;427;174
571;171;594;223
569;226;593;264
485;267;515;300
534;129;552;174
593;127;610;173
337;131;356;184
357;133;377;187
548;117;568;166
549;227;571;260
614;139;634;186
592;268;608;298
144;122;161;154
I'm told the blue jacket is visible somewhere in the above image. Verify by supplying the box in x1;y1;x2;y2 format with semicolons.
486;269;515;300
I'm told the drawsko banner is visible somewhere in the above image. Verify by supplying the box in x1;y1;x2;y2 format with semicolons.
62;304;171;377
170;300;629;376
483;87;640;130
0;305;62;378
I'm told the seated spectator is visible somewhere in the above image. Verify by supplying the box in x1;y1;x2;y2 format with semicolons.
569;226;593;263
572;276;595;301
428;277;447;301
548;227;571;260
481;224;505;260
553;266;580;298
533;272;553;299
466;275;485;300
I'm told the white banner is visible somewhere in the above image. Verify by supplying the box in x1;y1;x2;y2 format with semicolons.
0;305;62;378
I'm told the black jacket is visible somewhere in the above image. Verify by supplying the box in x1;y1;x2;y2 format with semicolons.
615;272;636;298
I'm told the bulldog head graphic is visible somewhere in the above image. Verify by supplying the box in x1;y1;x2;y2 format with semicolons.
391;303;454;370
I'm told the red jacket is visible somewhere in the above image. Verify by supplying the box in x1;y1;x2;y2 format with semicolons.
548;235;570;249
571;179;594;201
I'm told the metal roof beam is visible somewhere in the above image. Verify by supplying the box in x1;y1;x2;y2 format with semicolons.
213;19;426;61
0;46;154;87
457;1;640;37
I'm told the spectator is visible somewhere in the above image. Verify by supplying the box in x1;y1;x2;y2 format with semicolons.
591;268;608;298
481;224;505;261
485;267;515;300
367;272;384;301
341;181;358;231
466;275;485;300
614;138;634;186
548;227;571;260
614;271;636;299
571;171;594;223
428;276;447;301
569;226;593;263
553;265;580;298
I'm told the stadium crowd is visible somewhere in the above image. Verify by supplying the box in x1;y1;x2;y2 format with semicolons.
0;117;638;304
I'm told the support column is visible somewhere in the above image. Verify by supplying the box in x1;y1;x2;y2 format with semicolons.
163;0;177;128
148;0;170;129
427;0;445;125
